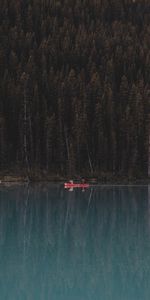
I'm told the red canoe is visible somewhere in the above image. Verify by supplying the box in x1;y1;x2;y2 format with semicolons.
64;183;89;188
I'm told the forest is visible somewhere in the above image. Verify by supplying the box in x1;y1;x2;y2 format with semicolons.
0;0;150;179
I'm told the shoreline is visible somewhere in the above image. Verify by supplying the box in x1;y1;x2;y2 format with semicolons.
0;174;150;185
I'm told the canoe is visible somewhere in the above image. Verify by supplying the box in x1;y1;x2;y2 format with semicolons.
64;183;89;188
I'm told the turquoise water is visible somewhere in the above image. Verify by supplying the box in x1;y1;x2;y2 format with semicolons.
0;184;150;300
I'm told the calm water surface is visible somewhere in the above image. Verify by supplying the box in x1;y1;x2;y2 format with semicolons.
0;184;150;300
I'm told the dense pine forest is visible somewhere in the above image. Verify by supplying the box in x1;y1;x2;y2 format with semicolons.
0;0;150;179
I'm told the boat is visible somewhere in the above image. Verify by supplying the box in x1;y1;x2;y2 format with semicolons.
64;181;89;189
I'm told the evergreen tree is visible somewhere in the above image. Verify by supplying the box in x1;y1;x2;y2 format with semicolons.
0;0;149;177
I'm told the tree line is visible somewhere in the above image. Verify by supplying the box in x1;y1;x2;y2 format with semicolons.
0;0;150;178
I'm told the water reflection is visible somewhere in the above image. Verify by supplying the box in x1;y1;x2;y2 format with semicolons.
0;184;150;300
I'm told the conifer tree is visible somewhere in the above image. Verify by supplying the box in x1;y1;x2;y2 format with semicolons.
0;0;149;177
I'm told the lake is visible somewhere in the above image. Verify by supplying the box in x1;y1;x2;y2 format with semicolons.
0;184;150;299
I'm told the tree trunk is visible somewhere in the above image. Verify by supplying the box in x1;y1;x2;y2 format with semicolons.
148;132;150;177
23;88;30;178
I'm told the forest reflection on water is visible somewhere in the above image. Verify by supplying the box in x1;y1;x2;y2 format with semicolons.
0;184;150;300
